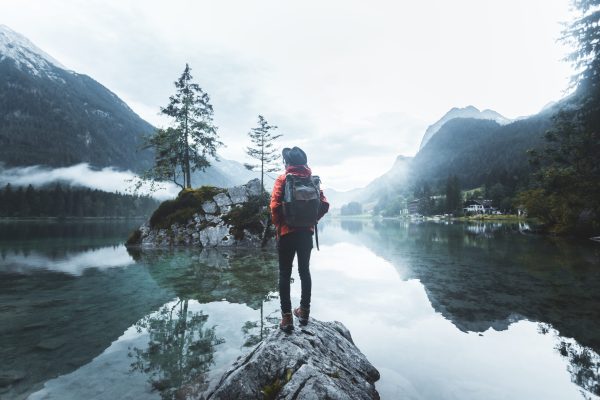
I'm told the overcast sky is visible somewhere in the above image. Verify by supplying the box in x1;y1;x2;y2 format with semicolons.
3;0;574;190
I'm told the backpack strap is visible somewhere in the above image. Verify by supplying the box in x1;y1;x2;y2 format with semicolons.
315;222;319;251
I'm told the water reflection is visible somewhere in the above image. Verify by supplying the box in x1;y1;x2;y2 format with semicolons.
340;219;364;234
127;248;279;310
538;323;600;397
124;248;280;397
3;220;600;399
0;266;173;400
0;245;134;275
129;300;225;400
330;218;600;398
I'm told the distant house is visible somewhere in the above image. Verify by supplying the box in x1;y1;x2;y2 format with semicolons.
463;199;497;215
408;199;420;215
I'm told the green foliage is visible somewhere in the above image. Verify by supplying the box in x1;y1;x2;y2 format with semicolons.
562;0;600;93
415;182;436;216
520;0;600;236
138;64;223;190
445;175;461;214
245;115;282;200
261;379;283;400
340;201;362;216
222;194;270;240
261;368;294;400
0;183;158;218
149;186;225;229
0;60;154;172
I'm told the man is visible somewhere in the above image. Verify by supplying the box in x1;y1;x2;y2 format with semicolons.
270;146;329;333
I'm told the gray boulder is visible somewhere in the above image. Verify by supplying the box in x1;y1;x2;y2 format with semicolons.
213;193;232;208
228;185;249;205
246;178;263;197
205;318;380;400
199;224;233;247
202;200;219;214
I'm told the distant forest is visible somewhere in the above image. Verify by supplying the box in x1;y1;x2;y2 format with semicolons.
0;183;158;218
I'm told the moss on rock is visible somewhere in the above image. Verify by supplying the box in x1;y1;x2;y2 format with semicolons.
149;186;226;230
222;196;269;240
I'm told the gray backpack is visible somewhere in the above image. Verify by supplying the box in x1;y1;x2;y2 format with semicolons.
282;174;321;228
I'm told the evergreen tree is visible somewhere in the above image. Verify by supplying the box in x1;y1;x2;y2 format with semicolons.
564;0;600;95
340;201;363;216
141;127;183;190
444;175;461;214
141;64;222;190
244;115;282;200
520;0;600;234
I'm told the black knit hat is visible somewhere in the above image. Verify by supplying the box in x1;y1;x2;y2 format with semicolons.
282;146;307;166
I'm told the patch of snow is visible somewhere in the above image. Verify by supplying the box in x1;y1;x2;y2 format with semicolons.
0;24;68;77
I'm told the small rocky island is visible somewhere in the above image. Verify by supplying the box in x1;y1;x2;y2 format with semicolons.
205;318;380;400
126;179;275;248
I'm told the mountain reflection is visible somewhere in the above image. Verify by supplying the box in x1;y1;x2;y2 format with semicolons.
539;323;600;397
332;219;600;396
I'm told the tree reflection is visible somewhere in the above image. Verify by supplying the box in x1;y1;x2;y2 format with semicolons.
241;301;279;348
340;219;364;234
129;300;224;399
127;248;281;388
539;323;600;397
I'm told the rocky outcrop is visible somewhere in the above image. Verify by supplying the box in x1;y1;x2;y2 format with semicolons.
205;318;380;400
127;179;274;248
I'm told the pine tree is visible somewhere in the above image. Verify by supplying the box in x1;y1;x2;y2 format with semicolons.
563;0;600;95
141;64;222;190
520;0;600;234
445;175;461;214
244;115;282;200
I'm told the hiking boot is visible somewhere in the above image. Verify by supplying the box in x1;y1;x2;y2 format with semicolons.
293;306;310;326
280;312;294;333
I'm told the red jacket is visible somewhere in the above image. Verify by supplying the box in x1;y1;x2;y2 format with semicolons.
270;165;330;237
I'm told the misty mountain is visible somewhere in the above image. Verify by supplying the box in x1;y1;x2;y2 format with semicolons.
350;99;568;215
411;107;557;190
324;155;412;210
419;105;511;150
0;25;259;191
0;25;155;172
192;157;263;190
323;187;364;211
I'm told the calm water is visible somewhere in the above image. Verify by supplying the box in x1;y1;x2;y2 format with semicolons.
1;219;599;400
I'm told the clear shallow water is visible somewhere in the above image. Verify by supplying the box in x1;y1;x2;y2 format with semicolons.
0;219;599;400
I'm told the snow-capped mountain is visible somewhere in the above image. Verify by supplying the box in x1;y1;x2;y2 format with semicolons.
0;25;155;171
419;105;511;150
0;24;67;76
0;25;257;190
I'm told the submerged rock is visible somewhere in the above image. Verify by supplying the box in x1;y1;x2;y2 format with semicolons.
205;318;380;400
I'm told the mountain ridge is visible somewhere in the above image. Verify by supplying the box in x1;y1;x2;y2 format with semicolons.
0;25;257;191
419;105;511;150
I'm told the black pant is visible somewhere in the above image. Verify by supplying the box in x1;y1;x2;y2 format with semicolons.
278;230;313;314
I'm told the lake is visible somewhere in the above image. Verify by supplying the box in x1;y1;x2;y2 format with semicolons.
1;219;599;400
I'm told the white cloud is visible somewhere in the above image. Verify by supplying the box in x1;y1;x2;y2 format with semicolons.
0;163;179;200
0;245;135;276
1;0;575;190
